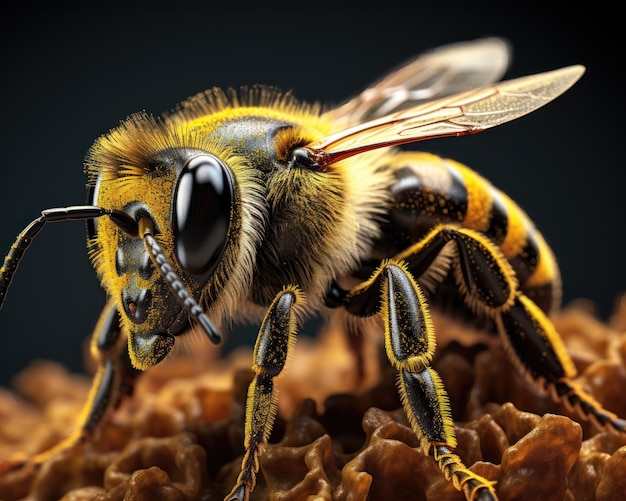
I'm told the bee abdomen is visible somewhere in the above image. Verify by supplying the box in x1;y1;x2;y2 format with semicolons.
384;152;561;313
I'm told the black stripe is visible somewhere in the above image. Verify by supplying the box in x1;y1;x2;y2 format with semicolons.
388;164;468;230
508;225;540;285
486;188;508;244
444;166;469;223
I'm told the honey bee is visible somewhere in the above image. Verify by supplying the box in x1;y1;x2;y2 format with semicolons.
1;37;623;501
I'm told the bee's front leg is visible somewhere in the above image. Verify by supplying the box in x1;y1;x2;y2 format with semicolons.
2;298;136;473
226;286;305;501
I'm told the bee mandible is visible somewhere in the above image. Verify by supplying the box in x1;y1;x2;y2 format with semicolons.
1;37;622;501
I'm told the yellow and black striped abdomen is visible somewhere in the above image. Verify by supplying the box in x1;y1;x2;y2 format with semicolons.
382;151;561;314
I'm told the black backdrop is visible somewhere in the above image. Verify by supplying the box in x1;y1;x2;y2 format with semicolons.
0;2;623;385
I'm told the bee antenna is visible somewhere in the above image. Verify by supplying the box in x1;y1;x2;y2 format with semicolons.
139;219;222;345
0;205;136;310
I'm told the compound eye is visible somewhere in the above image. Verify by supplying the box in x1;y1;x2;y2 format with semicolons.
173;155;234;275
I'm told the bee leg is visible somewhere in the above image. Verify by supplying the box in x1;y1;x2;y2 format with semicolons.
404;225;519;311
408;225;626;434
226;286;304;501
343;225;517;320
392;224;626;434
497;294;626;434
29;299;132;467
344;261;498;501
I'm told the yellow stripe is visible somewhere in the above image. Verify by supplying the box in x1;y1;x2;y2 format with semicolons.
499;193;527;258
449;160;491;232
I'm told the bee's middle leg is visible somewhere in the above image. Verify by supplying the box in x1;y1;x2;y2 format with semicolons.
341;260;498;501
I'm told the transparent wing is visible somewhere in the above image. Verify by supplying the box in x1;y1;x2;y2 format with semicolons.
329;37;512;125
303;65;585;168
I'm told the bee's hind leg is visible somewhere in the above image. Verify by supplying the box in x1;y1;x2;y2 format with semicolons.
497;293;626;434
226;286;305;501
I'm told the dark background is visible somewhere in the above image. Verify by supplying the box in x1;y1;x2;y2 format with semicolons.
0;2;623;386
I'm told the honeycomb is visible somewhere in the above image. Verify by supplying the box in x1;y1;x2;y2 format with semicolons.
1;295;625;500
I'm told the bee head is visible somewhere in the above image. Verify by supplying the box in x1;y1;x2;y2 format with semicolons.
85;113;260;370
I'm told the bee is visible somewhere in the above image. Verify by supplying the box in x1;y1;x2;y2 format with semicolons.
1;37;623;501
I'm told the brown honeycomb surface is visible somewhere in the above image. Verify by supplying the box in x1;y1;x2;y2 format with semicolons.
1;295;625;501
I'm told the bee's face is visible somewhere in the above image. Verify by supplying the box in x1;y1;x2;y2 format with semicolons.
86;117;242;368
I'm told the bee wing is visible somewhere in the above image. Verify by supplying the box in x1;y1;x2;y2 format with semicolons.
329;37;511;124
304;65;585;168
